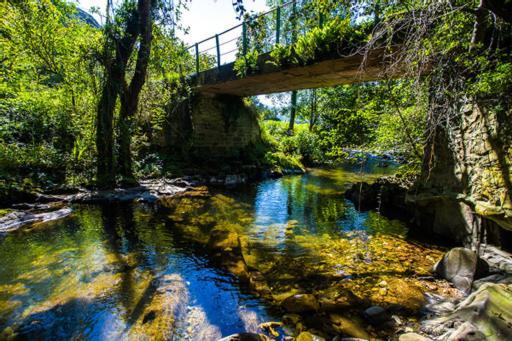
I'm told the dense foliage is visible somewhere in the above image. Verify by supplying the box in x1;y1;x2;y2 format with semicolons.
0;0;510;199
257;79;425;170
0;0;101;195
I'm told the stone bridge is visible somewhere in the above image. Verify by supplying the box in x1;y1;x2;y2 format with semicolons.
163;47;391;162
163;2;392;161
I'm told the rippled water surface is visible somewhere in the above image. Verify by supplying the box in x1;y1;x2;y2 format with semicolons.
0;164;444;340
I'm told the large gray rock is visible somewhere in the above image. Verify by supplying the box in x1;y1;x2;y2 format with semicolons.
433;248;489;293
0;208;72;232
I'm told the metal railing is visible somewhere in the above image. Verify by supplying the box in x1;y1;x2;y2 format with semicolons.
186;0;337;75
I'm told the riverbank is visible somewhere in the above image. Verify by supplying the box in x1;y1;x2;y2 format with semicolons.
0;169;306;233
344;176;512;340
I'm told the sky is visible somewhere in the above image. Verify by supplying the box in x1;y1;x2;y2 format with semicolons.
74;0;270;45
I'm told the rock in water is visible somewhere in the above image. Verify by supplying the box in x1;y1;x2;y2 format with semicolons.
433;247;489;293
447;322;486;341
281;294;320;313
296;331;326;341
207;228;240;251
363;306;390;325
0;207;73;232
126;274;188;340
329;314;370;339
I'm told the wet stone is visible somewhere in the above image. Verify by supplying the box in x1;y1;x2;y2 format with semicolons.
363;306;389;325
329;314;370;340
296;331;326;341
281;294;320;313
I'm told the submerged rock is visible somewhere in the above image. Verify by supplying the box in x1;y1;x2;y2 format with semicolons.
0;207;72;232
329;314;370;339
433;248;489;293
207;228;240;251
281;294;320;313
126;274;189;340
296;331;326;341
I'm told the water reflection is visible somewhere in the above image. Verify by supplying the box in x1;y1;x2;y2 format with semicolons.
0;204;273;340
0;165;443;340
251;167;402;241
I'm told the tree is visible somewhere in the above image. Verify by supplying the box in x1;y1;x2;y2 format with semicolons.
96;0;156;188
0;0;100;190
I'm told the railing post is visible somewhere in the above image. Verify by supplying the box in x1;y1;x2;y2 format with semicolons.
215;34;221;69
276;5;281;45
242;21;248;56
291;0;297;43
195;43;199;74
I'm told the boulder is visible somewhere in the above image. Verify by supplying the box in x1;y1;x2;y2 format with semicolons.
281;294;320;313
207;229;240;251
399;333;432;341
433;247;489;293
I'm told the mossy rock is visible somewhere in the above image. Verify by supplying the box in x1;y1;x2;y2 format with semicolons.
207;228;241;251
281;294;320;313
296;331;325;341
328;314;370;339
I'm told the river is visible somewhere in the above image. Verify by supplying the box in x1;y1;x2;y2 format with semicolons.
0;165;449;340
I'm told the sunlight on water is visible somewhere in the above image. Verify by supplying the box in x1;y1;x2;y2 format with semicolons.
0;165;447;340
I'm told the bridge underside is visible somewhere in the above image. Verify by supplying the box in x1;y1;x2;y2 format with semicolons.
191;49;391;97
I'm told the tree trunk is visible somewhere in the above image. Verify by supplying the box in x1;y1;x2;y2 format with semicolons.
309;89;317;131
288;90;297;133
118;0;153;184
96;73;117;189
95;1;144;188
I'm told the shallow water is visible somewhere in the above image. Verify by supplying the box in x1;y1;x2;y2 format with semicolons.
0;165;446;340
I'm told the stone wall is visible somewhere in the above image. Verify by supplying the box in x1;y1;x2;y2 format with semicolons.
410;103;512;249
163;93;262;162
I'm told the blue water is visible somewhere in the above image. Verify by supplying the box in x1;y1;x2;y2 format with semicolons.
0;166;402;340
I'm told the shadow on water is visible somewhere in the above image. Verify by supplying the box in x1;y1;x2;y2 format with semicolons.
0;166;449;339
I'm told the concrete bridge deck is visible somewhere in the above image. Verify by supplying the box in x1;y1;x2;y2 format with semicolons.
189;48;389;97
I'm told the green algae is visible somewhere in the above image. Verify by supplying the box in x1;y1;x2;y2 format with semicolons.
0;208;13;218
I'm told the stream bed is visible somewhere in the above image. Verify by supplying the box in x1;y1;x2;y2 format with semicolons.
0;166;455;340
